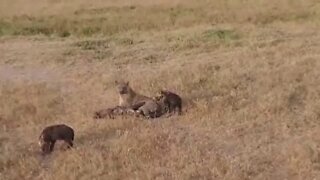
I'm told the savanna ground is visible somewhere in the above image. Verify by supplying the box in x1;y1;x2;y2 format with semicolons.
1;0;320;179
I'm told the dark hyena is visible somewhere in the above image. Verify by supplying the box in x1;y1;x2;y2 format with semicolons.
39;124;74;154
154;90;182;115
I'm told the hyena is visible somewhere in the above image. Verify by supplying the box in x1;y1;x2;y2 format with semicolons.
154;90;182;115
38;124;74;154
115;81;163;118
94;106;137;119
134;101;163;119
115;81;154;107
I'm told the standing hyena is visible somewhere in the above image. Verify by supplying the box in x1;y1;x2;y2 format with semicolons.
115;81;163;118
38;124;74;154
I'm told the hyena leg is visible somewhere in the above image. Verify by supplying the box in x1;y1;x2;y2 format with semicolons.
168;104;174;114
49;141;56;152
65;140;73;148
41;143;50;154
166;105;175;116
173;104;182;115
108;113;115;119
177;104;182;115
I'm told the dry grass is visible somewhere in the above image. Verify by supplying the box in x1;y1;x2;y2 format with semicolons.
1;0;320;179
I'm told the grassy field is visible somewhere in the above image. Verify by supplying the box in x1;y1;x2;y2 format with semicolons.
1;0;320;179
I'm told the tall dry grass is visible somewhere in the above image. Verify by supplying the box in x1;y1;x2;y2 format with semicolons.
1;0;320;179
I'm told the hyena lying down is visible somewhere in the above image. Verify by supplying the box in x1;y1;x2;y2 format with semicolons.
132;101;163;119
38;124;74;155
115;81;153;107
115;81;163;119
94;105;137;119
131;90;184;119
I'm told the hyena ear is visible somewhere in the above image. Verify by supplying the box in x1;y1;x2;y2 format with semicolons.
126;81;129;86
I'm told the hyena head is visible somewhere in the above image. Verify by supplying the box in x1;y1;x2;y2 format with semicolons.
153;90;170;112
153;90;167;101
38;134;45;147
115;81;131;95
39;134;50;153
160;90;170;96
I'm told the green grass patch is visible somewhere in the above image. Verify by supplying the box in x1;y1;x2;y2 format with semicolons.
0;6;206;37
0;3;318;37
